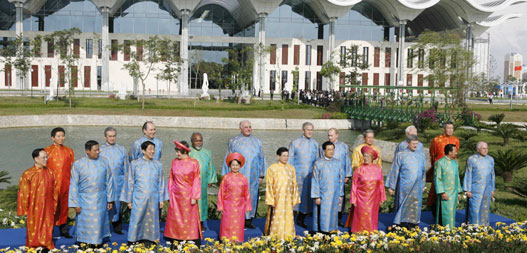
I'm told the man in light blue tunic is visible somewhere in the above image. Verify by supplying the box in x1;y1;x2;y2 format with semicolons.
222;120;266;229
289;122;319;228
99;126;128;234
464;142;495;225
189;132;218;229
320;128;351;226
385;135;426;228
394;126;424;156
130;121;162;161
312;141;343;233
69;140;114;247
121;141;168;245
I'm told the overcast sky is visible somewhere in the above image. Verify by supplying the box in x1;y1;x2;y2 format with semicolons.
486;3;527;81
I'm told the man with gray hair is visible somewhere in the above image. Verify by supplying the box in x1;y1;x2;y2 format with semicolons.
351;129;382;171
222;120;266;229
189;132;217;230
99;126;128;234
394;125;424;157
463;141;495;225
385;134;426;229
288;122;319;228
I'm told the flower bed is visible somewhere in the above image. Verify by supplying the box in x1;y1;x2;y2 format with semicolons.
1;221;526;252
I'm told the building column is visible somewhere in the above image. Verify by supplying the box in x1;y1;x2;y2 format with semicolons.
466;23;473;51
180;9;190;95
101;7;110;93
327;17;337;91
254;12;267;95
397;20;407;99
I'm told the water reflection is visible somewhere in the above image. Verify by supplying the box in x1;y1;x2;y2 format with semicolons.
0;127;359;186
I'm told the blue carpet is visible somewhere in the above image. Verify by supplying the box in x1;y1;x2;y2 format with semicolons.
0;210;515;248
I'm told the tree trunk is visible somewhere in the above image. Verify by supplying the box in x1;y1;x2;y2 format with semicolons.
504;137;509;147
141;80;145;110
503;171;513;183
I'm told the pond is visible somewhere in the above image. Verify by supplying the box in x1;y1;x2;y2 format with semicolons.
0;126;361;186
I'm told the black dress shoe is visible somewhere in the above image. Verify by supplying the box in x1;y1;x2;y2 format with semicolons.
61;232;73;239
297;220;308;229
339;222;346;227
114;230;124;235
244;220;256;229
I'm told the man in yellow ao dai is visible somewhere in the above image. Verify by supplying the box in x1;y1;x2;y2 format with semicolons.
265;147;301;239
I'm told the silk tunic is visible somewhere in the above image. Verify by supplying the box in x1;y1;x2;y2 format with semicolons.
265;162;301;239
222;134;266;219
434;156;463;228
121;158;168;242
99;142;128;222
426;134;460;206
351;144;382;171
385;149;426;225
189;147;218;221
463;154;495;225
350;163;386;232
164;157;202;240
17;166;58;249
44;144;74;225
311;157;343;232
217;172;251;242
289;135;319;214
129;136;163;162
320;141;351;211
68;156;114;244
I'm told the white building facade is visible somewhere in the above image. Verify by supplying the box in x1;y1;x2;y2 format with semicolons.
0;0;525;96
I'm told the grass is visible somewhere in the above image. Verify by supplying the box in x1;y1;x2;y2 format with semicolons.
0;97;327;119
376;122;527;222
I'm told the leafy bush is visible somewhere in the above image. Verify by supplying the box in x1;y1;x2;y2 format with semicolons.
414;108;438;132
330;112;348;119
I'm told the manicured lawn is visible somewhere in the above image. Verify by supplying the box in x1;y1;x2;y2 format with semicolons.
0;97;327;119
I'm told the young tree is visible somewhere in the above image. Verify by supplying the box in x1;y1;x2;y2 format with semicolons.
0;35;32;90
155;38;181;99
120;36;162;109
44;28;81;108
339;44;369;91
413;30;475;118
320;52;341;91
190;49;204;89
222;46;254;103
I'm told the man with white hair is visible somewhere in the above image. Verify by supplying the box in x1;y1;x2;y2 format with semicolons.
222;120;266;229
463;142;495;225
394;125;424;156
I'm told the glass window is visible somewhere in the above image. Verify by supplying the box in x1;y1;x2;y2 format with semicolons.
407;48;413;68
363;47;369;66
86;39;93;59
305;45;312;65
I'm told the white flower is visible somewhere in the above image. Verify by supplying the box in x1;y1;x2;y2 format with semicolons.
2;218;7;225
11;221;15;227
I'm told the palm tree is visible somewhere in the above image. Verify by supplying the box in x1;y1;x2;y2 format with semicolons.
490;149;527;183
492;124;519;146
0;170;10;184
488;113;505;127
